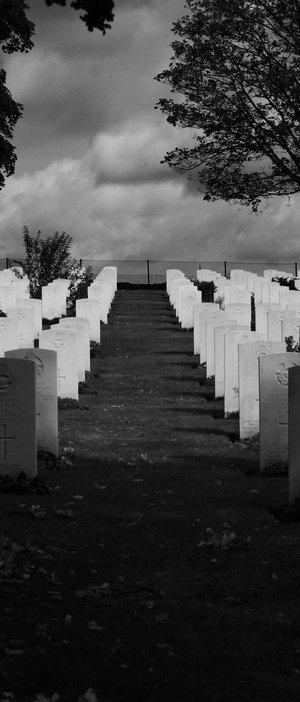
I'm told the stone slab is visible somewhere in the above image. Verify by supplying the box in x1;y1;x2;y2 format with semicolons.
239;340;286;439
214;324;248;398
259;353;300;472
224;330;266;416
39;328;79;399
288;365;300;503
5;348;58;457
0;357;36;476
76;299;101;343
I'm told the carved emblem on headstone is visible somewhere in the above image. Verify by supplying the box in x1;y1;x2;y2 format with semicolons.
276;361;298;387
53;338;64;349
0;363;15;393
24;351;44;376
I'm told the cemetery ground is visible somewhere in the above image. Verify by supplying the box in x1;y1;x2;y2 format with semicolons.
0;289;300;702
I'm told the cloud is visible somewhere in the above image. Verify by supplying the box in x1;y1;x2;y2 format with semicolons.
1;118;300;269
1;0;300;270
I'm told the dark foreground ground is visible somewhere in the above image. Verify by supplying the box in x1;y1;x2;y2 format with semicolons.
0;290;300;702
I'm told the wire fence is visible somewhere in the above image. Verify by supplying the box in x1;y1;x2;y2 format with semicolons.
2;258;299;284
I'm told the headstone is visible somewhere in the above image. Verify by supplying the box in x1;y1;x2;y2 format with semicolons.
0;318;19;355
263;269;280;279
174;279;193;315
224;303;251;327
255;303;283;335
214;323;248;398
224;330;265;416
288;365;300;503
197;269;220;282
193;303;219;355
259;353;300;471
6;306;36;348
267;309;297;341
230;269;246;286
42;285;61;320
169;277;189;308
166;270;184;297
278;287;300;307
0;358;36;476
39;328;79;399
88;283;112;323
239;340;286;439
229;288;252;305
14;298;42;338
199;309;226;364
76;299;101;343
179;287;202;328
0;285;15;313
206;315;236;377
59;316;90;372
5;348;58;457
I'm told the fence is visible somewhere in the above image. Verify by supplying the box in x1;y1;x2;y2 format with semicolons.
80;259;300;283
2;258;299;284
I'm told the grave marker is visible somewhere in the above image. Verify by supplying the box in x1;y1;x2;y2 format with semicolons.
259;353;300;471
239;340;286;439
5;348;58;456
0;358;36;476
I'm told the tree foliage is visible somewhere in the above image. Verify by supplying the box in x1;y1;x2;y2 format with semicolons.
0;0;115;190
43;0;115;34
11;226;93;307
155;0;300;211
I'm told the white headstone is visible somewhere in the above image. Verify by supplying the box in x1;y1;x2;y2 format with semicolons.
6;306;36;348
39;328;79;399
224;303;251;327
166;270;184;297
0;317;19;355
224;330;265;416
239;340;286;439
199;309;226;364
0;358;36;476
193;303;219;355
5;348;58;457
267;309;297;341
206;315;236;377
76;299;101;343
42;285;61;320
259;353;300;472
255;303;283;335
59;316;90;372
214;324;248;398
179;287;202;329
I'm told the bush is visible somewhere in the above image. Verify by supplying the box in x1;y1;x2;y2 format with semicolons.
195;280;217;302
11;226;93;308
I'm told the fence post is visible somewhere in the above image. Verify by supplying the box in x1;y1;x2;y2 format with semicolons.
146;259;150;286
295;262;298;278
224;260;227;277
5;257;9;269
79;258;83;268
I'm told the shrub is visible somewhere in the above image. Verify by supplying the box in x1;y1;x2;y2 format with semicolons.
195;280;217;302
11;226;93;307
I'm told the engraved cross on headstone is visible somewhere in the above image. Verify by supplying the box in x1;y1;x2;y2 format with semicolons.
57;367;65;390
0;424;15;462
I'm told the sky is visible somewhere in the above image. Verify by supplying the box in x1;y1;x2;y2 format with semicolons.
1;0;300;266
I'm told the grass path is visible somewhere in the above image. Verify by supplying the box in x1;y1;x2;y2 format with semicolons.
0;289;299;702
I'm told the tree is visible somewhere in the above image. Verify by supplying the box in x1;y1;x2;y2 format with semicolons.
42;0;115;34
11;226;93;310
155;0;300;212
0;0;115;190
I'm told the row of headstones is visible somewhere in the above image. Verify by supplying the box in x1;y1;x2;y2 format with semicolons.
0;266;118;479
166;268;300;504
